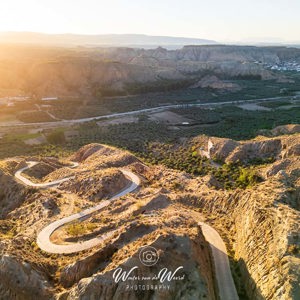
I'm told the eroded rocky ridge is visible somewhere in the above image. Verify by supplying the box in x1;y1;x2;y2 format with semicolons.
189;132;300;299
0;136;299;299
200;132;300;164
0;255;52;300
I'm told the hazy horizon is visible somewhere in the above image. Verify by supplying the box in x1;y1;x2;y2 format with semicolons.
0;31;299;48
0;0;299;44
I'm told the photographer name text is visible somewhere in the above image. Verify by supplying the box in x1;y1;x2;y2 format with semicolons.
113;266;185;283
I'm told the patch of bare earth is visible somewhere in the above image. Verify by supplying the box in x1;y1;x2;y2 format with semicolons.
149;110;193;124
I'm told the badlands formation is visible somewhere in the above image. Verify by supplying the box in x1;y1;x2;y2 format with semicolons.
0;130;299;299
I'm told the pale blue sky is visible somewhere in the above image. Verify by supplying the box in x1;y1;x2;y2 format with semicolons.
0;0;299;42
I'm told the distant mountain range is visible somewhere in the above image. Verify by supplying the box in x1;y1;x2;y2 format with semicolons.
0;32;217;48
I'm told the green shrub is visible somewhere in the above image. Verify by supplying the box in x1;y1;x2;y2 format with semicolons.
46;130;66;145
236;168;261;188
65;221;98;237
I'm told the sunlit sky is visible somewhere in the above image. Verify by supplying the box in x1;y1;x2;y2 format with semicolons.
0;0;299;43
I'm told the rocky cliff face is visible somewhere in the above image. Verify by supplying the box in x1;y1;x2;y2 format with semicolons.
0;255;52;300
232;182;300;300
0;159;28;218
194;133;300;299
204;134;300;164
195;173;300;299
259;124;300;137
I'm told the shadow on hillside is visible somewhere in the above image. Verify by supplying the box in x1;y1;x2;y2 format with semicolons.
208;242;264;300
231;256;265;300
60;223;156;288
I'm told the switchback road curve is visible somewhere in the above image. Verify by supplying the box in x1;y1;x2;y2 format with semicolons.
14;161;238;299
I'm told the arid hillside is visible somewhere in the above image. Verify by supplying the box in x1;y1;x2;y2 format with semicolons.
0;144;216;300
0;44;299;98
0;132;299;299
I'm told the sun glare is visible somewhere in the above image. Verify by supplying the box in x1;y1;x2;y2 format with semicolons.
0;1;71;33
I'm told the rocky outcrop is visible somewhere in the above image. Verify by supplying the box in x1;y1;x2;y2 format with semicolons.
226;139;282;163
70;143;104;162
0;255;53;300
205;137;239;161
81;144;140;169
259;124;300;137
61;168;129;201
63;233;216;300
0;168;27;218
21;162;56;182
199;133;300;163
271;124;300;135
232;184;300;300
71;143;139;168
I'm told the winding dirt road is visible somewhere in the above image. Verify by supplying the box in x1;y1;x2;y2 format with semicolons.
14;161;140;253
36;169;140;254
15;161;238;298
15;161;74;188
199;222;239;300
